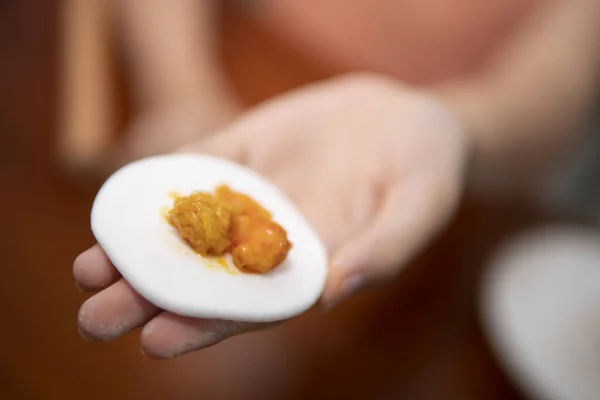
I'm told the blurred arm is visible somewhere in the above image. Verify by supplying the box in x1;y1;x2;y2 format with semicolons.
436;0;600;195
57;0;115;166
110;0;231;109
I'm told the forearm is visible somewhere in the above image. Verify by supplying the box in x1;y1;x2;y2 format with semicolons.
436;0;600;195
109;0;228;108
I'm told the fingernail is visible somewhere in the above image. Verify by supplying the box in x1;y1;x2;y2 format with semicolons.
78;326;94;341
74;281;85;293
322;274;364;312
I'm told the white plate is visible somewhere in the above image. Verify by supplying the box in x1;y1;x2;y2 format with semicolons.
480;226;600;400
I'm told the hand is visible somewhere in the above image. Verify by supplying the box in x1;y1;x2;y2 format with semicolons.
74;73;471;358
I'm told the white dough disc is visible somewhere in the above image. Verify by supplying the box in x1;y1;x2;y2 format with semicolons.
91;154;328;322
480;226;600;400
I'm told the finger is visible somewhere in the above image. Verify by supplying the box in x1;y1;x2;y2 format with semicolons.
73;244;121;292
140;312;278;359
321;177;461;309
78;279;161;341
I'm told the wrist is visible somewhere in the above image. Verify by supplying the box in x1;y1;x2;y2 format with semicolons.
426;81;516;198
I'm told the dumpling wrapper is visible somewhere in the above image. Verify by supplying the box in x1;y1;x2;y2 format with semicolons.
91;154;328;323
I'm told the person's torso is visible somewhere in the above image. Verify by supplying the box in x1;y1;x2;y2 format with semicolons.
250;0;543;84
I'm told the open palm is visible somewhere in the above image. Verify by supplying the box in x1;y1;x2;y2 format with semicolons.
74;73;470;358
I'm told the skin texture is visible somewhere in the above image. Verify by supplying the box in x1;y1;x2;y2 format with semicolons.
74;74;469;358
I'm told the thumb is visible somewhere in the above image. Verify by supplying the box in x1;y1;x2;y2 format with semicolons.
320;177;460;310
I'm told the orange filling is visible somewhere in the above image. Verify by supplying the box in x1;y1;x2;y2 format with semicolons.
168;185;292;273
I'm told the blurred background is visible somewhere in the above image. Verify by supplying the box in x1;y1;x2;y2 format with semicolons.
1;1;598;399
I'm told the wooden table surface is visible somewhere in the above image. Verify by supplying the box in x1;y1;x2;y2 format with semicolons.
0;2;552;399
